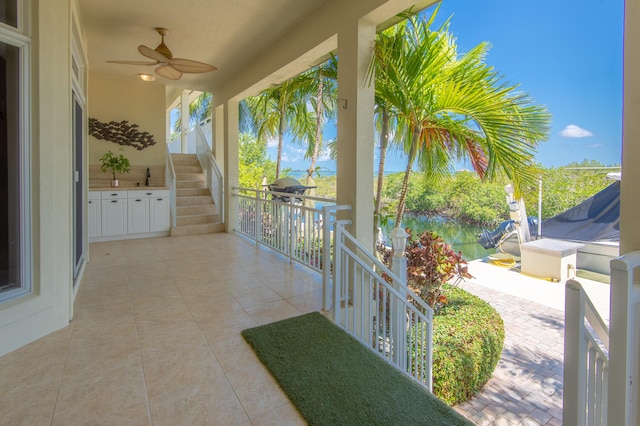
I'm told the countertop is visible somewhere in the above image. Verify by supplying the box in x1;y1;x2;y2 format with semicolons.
89;185;170;191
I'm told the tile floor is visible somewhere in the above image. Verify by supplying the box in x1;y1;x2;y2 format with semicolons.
1;233;319;425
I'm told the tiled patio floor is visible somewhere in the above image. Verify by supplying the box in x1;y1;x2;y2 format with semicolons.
0;233;611;425
1;233;316;425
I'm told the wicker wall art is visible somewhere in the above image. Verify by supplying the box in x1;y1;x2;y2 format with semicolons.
89;118;156;150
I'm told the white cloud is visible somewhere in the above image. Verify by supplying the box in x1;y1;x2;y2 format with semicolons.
266;137;278;148
317;151;332;162
561;124;594;138
587;143;603;148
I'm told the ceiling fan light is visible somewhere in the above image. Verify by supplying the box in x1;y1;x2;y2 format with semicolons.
138;73;156;82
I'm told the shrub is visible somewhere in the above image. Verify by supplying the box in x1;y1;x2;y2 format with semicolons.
432;286;504;405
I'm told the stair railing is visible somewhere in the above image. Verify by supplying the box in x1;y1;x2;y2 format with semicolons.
564;250;640;426
564;279;610;426
328;218;434;391
195;125;223;224
165;144;177;228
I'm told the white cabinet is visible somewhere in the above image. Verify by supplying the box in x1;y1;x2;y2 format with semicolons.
149;195;170;232
128;194;150;234
101;191;128;236
89;188;170;241
88;191;102;238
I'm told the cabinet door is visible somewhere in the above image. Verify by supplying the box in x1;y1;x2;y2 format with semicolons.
149;197;170;232
87;198;101;238
128;197;150;234
101;199;127;236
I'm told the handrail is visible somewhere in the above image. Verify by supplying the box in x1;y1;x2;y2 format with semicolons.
195;125;223;224
165;144;177;228
330;219;433;390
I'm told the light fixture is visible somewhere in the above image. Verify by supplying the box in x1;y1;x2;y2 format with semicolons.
138;73;156;82
390;226;409;258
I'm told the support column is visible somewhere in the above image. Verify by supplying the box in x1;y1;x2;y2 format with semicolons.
336;19;375;251
180;91;189;153
213;105;225;160
223;100;239;233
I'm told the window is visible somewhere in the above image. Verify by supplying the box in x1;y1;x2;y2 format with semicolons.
0;1;18;28
0;3;31;302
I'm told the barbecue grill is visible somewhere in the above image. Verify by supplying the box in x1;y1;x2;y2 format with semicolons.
268;178;316;203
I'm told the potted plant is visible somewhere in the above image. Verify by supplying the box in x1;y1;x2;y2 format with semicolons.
99;149;130;187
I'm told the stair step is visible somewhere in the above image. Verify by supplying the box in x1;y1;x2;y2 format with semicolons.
176;195;214;206
177;204;217;216
170;222;223;236
176;180;207;189
176;172;204;181
170;154;198;165
177;188;211;197
174;165;202;174
176;213;218;226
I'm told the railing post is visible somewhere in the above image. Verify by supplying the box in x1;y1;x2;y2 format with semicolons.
608;254;640;426
563;279;588;426
333;222;343;324
322;206;332;311
255;189;261;244
390;226;409;372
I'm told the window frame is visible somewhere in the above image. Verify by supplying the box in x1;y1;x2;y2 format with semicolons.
0;10;32;303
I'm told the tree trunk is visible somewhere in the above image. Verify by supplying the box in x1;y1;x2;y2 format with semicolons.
306;74;325;198
275;112;285;180
395;127;420;227
373;108;390;243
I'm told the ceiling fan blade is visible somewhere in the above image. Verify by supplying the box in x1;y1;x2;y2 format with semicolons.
155;65;182;80
106;60;158;66
169;58;218;73
138;45;169;63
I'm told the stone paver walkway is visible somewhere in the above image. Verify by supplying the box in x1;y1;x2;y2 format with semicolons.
452;260;610;425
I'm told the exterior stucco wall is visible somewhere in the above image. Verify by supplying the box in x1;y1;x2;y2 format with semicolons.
0;0;74;356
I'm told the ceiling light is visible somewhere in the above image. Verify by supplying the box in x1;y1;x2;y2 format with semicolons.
138;73;156;82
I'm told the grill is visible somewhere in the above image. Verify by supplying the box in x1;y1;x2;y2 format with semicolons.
268;178;316;203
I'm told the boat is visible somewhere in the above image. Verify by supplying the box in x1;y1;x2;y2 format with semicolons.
478;179;620;276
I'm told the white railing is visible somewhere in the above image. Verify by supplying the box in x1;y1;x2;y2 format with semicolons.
608;251;640;426
329;219;434;391
195;125;223;223
564;250;640;426
165;145;177;228
233;187;335;274
564;279;610;426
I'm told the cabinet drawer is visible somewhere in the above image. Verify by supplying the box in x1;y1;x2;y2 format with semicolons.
101;190;127;199
127;189;170;199
89;191;102;201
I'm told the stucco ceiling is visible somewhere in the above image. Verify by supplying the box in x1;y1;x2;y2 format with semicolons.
78;0;331;93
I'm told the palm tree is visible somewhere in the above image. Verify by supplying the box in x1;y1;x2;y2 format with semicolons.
300;56;338;190
373;11;550;226
249;76;315;180
172;92;212;134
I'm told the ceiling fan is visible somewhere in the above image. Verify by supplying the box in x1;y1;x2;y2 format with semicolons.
107;28;217;80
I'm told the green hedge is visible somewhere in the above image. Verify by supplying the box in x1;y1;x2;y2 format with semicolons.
432;286;505;405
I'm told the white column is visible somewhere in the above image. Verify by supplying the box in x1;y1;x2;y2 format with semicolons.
336;19;375;251
180;90;189;153
213;104;225;160
223;100;239;233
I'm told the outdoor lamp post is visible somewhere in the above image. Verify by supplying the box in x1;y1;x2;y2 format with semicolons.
390;226;409;282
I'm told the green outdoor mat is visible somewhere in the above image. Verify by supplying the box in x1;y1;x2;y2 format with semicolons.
242;311;472;426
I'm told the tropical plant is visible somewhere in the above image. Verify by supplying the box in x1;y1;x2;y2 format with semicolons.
371;9;551;227
172;92;212;134
99;149;130;180
248;76;316;179
300;56;338;191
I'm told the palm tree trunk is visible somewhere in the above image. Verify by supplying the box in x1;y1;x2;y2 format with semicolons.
373;109;390;240
395;127;420;226
276;112;285;180
306;75;325;195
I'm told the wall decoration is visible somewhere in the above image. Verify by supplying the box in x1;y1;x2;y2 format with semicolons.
89;118;156;150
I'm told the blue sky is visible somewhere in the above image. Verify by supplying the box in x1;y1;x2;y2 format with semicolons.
269;0;624;174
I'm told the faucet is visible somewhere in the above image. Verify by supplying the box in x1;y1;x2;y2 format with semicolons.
145;168;150;186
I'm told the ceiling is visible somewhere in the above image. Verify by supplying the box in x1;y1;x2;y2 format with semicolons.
78;0;331;93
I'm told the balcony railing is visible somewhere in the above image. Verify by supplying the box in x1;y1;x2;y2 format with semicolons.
194;125;223;223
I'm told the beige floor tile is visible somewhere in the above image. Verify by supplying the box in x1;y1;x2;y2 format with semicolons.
264;278;315;299
250;402;306;426
148;378;248;426
231;285;282;309
183;293;245;322
244;299;302;325
131;296;193;324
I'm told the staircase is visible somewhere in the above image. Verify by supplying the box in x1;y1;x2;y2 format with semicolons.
170;153;224;236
